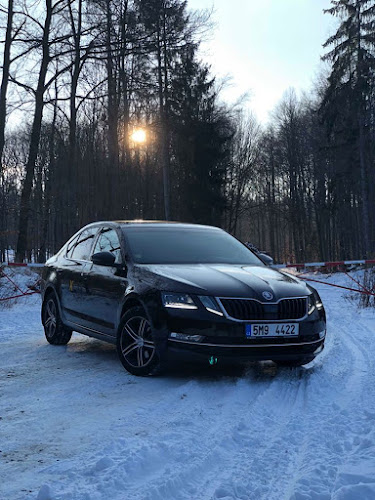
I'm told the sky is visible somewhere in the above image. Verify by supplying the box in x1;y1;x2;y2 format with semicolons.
188;0;336;123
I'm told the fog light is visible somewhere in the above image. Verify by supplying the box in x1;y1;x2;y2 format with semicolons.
170;332;204;342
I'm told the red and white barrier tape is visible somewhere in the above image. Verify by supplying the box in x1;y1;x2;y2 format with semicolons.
287;259;375;268
284;260;375;296
297;276;375;296
0;268;41;301
275;259;375;269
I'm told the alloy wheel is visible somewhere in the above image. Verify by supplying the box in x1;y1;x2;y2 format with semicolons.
44;299;57;338
121;316;155;368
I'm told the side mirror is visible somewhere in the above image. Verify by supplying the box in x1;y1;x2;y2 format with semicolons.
91;251;116;267
257;253;274;266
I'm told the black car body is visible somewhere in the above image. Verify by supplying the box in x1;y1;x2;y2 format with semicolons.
41;221;326;375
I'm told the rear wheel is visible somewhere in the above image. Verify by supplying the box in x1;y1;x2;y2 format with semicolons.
117;306;162;376
42;295;72;345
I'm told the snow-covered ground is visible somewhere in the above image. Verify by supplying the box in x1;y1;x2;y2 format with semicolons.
1;270;375;500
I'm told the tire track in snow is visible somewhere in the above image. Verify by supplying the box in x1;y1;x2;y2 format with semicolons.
83;375;276;500
193;372;311;500
56;371;278;500
136;372;304;500
30;372;271;500
270;285;375;500
323;294;371;410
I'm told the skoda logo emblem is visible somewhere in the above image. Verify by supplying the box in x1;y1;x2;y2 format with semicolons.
262;291;273;301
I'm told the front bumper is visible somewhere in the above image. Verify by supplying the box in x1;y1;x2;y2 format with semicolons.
160;305;326;364
167;337;324;363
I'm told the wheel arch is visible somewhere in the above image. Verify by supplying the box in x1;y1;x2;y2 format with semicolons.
118;294;151;329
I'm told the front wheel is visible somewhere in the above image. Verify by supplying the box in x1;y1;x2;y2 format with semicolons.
42;295;72;345
117;306;162;376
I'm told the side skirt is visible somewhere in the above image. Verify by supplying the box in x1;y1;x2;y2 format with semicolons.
65;320;117;345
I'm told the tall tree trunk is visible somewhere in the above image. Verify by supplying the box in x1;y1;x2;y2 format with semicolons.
105;0;119;218
356;0;370;257
0;0;14;170
39;81;58;262
119;0;130;216
157;16;170;220
16;0;52;262
358;114;370;257
66;0;82;237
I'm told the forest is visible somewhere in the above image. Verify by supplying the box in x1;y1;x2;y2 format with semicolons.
0;0;374;264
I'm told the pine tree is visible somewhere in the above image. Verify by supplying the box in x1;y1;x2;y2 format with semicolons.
169;46;234;224
321;0;375;257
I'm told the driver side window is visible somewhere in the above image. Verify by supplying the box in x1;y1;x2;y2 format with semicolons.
93;228;122;263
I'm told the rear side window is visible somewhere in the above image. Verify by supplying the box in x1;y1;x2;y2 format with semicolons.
93;228;122;263
69;228;98;261
66;234;80;259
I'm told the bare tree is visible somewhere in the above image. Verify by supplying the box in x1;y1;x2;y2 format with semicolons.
0;0;14;169
16;0;70;261
225;113;261;235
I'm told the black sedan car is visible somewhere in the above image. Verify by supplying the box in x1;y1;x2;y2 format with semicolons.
41;221;326;375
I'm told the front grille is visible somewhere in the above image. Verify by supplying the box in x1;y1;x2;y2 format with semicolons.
219;297;307;321
278;298;307;320
220;299;264;320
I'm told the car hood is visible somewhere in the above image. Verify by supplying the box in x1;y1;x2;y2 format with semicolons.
135;263;310;301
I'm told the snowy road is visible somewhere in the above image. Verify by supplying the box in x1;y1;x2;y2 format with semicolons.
1;273;375;500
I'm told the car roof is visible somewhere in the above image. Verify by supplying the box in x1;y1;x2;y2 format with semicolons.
82;220;222;231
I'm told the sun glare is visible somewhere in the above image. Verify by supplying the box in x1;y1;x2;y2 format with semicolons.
131;129;146;144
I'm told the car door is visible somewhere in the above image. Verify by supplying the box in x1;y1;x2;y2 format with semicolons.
59;227;99;327
83;227;128;336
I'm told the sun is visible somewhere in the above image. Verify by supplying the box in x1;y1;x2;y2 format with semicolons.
131;129;146;144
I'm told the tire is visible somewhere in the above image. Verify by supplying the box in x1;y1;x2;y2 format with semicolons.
42;294;72;345
117;306;162;376
274;358;313;368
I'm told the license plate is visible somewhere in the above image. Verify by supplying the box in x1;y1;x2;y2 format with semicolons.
245;323;299;338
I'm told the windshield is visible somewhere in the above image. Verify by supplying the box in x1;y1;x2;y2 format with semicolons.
123;227;264;265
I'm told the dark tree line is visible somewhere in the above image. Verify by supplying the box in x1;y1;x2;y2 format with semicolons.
0;0;374;264
226;0;375;262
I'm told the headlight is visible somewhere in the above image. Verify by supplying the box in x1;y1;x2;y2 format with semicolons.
198;296;224;316
308;290;324;315
162;293;197;310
